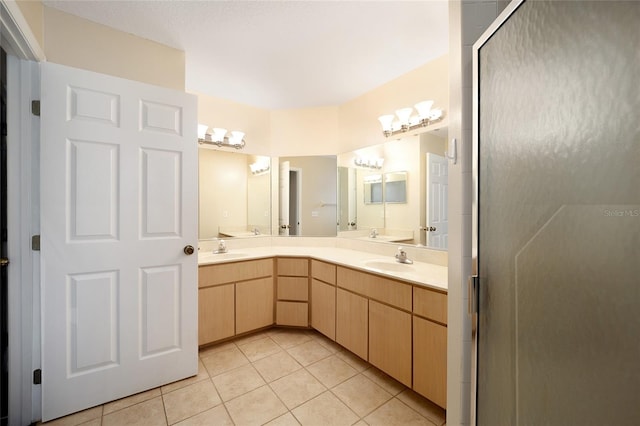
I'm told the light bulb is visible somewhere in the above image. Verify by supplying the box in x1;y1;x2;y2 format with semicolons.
395;108;413;128
230;131;245;145
197;124;208;139
429;109;443;120
378;115;395;132
211;128;227;142
414;100;434;119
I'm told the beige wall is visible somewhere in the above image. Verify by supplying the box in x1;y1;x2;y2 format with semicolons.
270;106;340;156
338;55;449;154
195;91;272;155
16;0;44;51
43;6;185;90
197;54;448;157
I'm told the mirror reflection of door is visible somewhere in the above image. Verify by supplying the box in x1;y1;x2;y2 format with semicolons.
288;168;302;235
426;153;448;248
337;167;358;231
279;161;290;235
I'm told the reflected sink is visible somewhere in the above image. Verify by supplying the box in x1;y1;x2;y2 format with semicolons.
363;259;415;273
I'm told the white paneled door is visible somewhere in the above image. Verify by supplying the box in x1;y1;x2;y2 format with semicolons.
426;153;448;249
279;160;290;236
40;63;198;421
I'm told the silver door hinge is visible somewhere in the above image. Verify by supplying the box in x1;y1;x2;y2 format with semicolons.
468;275;479;315
33;369;42;385
32;235;40;251
31;100;40;116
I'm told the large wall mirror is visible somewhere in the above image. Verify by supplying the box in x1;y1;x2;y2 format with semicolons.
337;127;449;249
199;148;271;239
278;156;337;236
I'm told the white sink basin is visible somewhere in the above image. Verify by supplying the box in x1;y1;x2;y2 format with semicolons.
199;252;249;261
363;259;415;273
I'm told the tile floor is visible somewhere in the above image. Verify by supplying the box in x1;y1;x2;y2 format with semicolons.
42;328;446;426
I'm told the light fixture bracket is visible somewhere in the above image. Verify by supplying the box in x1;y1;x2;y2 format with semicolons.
382;114;445;138
198;135;246;149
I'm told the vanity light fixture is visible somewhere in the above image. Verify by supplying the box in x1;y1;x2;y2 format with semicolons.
249;160;270;175
378;100;444;137
197;124;246;149
354;156;384;170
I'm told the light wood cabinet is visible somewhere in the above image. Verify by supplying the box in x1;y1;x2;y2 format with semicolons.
311;259;336;285
199;258;273;288
276;301;308;327
198;259;274;346
198;284;234;345
236;277;274;334
276;257;308;276
198;255;448;409
369;300;412;387
275;257;309;327
413;316;447;408
336;288;368;360
337;266;412;311
277;277;308;301
311;279;336;340
414;286;447;324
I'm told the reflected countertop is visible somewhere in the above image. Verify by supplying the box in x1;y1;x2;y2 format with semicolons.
198;246;447;292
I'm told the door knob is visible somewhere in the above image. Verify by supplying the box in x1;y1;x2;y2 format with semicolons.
183;245;195;255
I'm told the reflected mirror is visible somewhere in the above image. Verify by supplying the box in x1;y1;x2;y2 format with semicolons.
384;171;408;203
364;174;383;204
278;156;337;236
199;148;271;239
337;128;448;249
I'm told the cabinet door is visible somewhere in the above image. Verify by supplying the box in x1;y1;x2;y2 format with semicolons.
236;277;274;334
311;279;336;340
198;284;235;345
277;257;308;276
276;301;309;327
413;316;447;408
336;288;368;360
369;300;412;387
277;276;309;301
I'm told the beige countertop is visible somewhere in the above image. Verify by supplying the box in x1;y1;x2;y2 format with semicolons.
198;246;447;292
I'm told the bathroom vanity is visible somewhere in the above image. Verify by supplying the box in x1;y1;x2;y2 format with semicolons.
197;245;448;409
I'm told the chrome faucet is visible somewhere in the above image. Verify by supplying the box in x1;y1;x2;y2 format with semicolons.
370;228;379;238
214;239;228;254
395;247;413;264
253;227;260;235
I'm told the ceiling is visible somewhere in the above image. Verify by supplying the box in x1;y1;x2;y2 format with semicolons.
43;1;449;110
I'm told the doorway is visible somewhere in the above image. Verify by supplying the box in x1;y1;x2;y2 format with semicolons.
288;168;302;235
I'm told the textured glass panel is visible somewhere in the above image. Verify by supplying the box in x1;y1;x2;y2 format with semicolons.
477;1;640;425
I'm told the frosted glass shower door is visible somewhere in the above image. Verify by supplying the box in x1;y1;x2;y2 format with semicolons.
474;1;640;425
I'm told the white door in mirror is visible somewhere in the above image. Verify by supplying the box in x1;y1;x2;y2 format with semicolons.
427;153;449;249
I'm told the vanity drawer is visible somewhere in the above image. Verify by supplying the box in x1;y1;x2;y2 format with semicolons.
413;287;447;325
277;257;309;277
276;301;309;327
311;259;336;285
199;258;273;288
277;277;309;301
336;267;412;311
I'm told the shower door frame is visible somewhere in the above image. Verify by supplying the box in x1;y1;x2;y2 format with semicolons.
470;1;526;424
